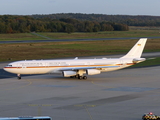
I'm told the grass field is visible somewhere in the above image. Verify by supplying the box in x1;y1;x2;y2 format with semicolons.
0;29;160;67
39;30;160;39
0;29;160;41
0;39;160;61
0;33;43;41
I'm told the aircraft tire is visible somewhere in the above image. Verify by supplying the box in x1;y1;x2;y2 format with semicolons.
18;76;21;80
75;74;79;78
83;76;87;80
78;76;83;80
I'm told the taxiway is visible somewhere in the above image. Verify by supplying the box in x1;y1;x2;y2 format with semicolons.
0;60;160;120
1;36;160;44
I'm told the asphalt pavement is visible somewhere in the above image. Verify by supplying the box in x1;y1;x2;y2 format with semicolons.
1;36;160;44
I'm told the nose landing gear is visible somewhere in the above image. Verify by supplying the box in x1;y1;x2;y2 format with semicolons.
17;74;21;80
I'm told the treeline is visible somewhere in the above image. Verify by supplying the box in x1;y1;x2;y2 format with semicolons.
1;13;160;34
0;15;129;33
31;13;160;26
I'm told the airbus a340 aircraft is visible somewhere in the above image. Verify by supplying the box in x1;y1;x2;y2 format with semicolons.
4;38;147;80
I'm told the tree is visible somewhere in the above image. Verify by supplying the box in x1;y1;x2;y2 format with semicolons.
65;24;74;34
5;24;13;33
0;22;5;33
113;24;129;31
84;21;94;32
0;15;130;33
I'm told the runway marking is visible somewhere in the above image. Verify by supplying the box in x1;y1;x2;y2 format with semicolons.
84;106;94;120
2;79;32;91
28;104;53;116
28;104;53;107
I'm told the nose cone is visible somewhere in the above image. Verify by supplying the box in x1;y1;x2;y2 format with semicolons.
3;66;10;72
3;65;14;74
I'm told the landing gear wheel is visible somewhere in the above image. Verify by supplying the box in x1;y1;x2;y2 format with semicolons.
83;76;87;80
17;74;21;80
75;74;79;78
78;76;83;80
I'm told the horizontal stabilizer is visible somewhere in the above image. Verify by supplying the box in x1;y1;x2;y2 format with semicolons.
133;58;146;63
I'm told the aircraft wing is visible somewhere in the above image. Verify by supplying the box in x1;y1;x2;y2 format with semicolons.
57;65;120;71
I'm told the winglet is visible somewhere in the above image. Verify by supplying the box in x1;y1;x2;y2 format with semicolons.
121;38;147;58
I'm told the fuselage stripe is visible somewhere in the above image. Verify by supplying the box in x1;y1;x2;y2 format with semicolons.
4;63;134;69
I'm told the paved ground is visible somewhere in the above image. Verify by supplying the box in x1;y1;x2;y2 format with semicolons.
1;36;160;44
0;60;160;120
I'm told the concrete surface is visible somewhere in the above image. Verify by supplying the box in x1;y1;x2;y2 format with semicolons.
0;61;160;120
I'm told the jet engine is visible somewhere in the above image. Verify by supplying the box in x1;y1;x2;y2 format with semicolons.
86;69;101;75
62;71;77;77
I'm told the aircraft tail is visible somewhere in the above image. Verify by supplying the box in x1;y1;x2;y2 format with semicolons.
121;38;147;58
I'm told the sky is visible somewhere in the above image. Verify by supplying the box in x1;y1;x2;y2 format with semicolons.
0;0;160;16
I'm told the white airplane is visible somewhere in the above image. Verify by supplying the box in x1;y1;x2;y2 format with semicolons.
3;38;147;80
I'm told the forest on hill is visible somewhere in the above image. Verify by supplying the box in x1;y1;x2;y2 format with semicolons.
0;15;129;34
31;13;160;26
0;13;160;34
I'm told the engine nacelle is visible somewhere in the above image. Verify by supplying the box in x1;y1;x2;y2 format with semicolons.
86;69;101;75
62;71;77;77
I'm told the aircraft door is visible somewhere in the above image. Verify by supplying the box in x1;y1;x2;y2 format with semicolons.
45;62;49;67
120;60;124;66
121;60;126;66
17;63;26;69
87;62;90;67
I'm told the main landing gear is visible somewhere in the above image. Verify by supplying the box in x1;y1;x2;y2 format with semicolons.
78;76;87;80
70;75;87;80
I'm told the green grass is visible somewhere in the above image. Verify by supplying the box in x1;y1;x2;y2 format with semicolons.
0;29;160;41
0;29;160;67
0;39;160;62
0;33;43;41
39;30;160;39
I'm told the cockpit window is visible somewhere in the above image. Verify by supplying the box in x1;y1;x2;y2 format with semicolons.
7;65;12;67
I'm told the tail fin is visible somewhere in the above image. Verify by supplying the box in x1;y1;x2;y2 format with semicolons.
121;38;147;58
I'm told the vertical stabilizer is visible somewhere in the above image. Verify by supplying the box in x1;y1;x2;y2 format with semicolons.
121;38;147;58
